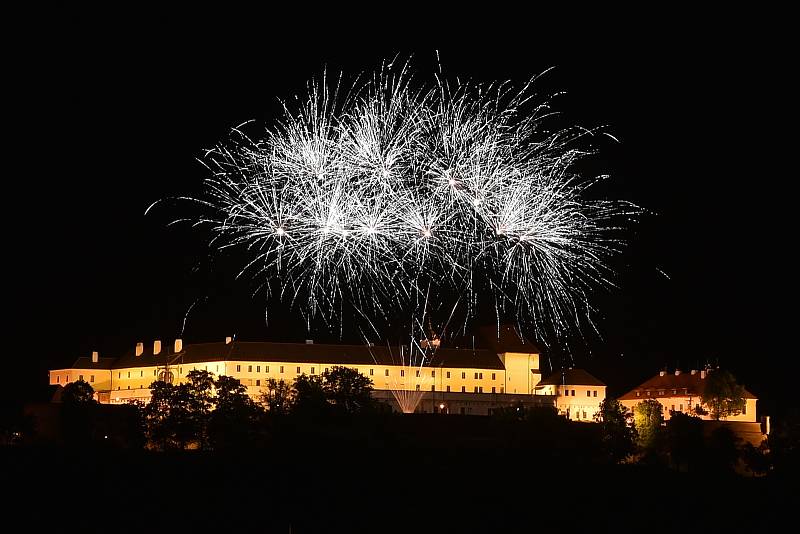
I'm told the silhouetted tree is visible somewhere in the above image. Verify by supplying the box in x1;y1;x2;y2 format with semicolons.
664;411;704;471
634;399;664;451
322;366;374;414
260;378;294;415
700;369;746;421
767;409;800;476
61;379;96;446
143;381;197;450
185;370;215;449
208;375;264;450
594;399;637;463
292;374;329;417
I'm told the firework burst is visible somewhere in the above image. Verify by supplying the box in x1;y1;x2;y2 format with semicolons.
165;58;639;348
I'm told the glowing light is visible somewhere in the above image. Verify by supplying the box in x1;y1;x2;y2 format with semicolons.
177;58;639;344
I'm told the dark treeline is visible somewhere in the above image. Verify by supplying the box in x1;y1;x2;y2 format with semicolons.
2;370;799;532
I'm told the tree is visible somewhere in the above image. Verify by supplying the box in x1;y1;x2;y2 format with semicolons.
184;370;215;449
664;411;705;472
142;380;198;450
700;369;747;420
706;425;741;472
594;399;637;463
61;379;96;405
322;366;375;414
292;374;329;417
60;379;97;446
208;375;264;450
634;399;664;451
260;378;294;415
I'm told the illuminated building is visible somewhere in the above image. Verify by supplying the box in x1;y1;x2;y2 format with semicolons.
533;368;606;421
617;368;758;422
48;328;606;416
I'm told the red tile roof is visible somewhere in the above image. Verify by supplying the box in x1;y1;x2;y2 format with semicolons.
618;370;756;400
73;340;506;370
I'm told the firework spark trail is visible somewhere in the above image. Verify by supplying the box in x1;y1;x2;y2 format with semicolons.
175;58;639;349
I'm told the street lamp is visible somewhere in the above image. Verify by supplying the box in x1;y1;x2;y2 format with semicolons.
439;402;445;414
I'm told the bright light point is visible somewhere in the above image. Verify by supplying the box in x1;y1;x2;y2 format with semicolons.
366;226;377;234
496;226;505;235
422;229;431;238
275;227;285;236
448;178;457;186
473;198;481;206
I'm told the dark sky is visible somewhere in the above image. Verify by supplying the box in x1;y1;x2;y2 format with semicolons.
8;8;793;413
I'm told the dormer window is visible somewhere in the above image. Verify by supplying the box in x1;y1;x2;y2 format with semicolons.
636;391;640;397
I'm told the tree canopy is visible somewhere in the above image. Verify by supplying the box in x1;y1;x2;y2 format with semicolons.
634;399;664;451
700;369;747;420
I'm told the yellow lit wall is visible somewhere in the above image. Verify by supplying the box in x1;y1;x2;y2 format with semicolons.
619;396;757;422
536;383;605;421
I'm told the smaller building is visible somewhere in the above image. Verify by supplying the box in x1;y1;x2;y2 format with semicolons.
618;368;758;422
534;368;606;421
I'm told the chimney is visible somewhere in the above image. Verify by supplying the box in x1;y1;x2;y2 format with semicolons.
674;369;681;376
659;370;666;377
135;342;144;357
690;369;697;375
225;336;233;345
174;338;183;353
305;339;314;344
700;370;706;379
91;351;99;363
153;340;161;355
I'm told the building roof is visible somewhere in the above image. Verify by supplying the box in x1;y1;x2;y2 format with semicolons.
478;324;541;354
537;368;606;387
72;340;506;371
617;370;757;400
66;357;118;370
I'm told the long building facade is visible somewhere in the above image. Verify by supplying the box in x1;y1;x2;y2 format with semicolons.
49;330;606;417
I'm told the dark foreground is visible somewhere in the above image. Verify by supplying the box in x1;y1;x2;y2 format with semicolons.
2;415;796;533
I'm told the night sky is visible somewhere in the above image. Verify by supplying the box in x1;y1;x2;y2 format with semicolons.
8;8;792;414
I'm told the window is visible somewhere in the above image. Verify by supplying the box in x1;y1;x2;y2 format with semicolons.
56;376;60;383
582;411;586;419
461;372;465;379
587;390;591;397
385;369;389;376
491;387;496;393
446;371;450;378
500;387;504;393
671;405;675;411
257;366;260;372
571;390;575;396
127;386;130;390
431;370;435;377
296;366;301;374
479;372;483;379
673;389;677;395
679;404;683;411
236;365;241;372
461;386;466;393
479;386;483;393
140;371;143;377
154;370;157;376
474;386;479;393
416;370;420;377
416;384;420;391
431;385;435;392
636;391;640;397
491;373;495;380
266;366;269;373
127;372;131;378
248;365;252;373
401;369;405;377
325;368;329;373
658;390;665;396
593;391;597;397
743;403;747;415
311;367;315;374
280;366;284;373
446;386;451;392
256;380;261;386
474;372;478;379
90;375;95;383
370;369;374;376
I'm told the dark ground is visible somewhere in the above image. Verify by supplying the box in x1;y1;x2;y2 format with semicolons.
3;415;796;533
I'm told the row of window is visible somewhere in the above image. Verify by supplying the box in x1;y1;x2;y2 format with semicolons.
56;375;95;384
234;365;498;380
635;388;690;397
562;389;599;397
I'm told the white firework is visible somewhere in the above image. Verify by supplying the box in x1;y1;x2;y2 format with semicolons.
175;59;639;346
